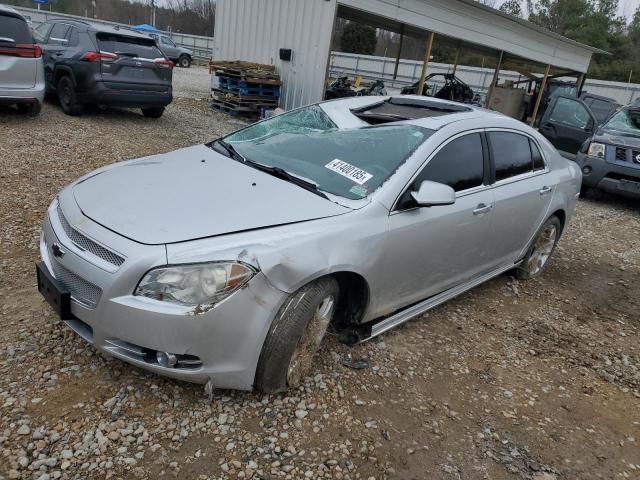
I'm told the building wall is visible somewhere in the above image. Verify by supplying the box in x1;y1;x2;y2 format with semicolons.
212;0;338;110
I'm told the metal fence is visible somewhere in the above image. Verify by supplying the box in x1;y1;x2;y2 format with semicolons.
329;51;640;106
13;6;214;62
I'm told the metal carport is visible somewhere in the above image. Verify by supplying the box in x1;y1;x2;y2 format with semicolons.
212;0;606;115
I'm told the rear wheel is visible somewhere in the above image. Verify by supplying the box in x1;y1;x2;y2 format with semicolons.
141;107;165;118
515;216;562;280
255;277;339;393
178;55;191;68
57;76;83;116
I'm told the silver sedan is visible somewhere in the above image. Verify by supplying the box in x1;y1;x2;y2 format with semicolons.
36;96;582;392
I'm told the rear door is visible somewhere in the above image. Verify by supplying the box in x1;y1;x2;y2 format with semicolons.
95;33;172;91
485;131;554;266
539;95;597;158
0;11;37;89
40;23;70;88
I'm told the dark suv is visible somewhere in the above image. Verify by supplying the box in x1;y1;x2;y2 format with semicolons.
540;95;640;199
33;20;172;117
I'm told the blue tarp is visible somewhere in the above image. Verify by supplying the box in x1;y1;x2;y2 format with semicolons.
131;24;161;33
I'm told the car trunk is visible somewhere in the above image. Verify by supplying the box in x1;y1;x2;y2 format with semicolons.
95;32;171;92
0;12;37;89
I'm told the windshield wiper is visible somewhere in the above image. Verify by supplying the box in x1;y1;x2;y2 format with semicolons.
244;160;329;200
210;139;246;163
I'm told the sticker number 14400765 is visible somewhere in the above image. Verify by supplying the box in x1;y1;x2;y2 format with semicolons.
325;159;373;185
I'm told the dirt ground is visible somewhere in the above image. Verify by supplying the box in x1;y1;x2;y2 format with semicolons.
0;68;639;480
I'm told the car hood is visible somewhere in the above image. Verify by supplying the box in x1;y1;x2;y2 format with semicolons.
593;131;640;148
72;144;351;245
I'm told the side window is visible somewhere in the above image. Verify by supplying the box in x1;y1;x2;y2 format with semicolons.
66;27;79;46
33;23;52;43
529;139;545;171
548;97;590;129
396;133;484;210
589;99;615;124
48;24;70;45
489;132;533;181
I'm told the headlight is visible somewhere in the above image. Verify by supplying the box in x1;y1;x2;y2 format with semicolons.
587;142;606;159
134;262;256;306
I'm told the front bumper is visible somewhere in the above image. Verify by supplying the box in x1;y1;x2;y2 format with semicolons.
576;152;640;199
39;199;287;390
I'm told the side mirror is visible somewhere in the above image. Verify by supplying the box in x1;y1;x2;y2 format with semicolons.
410;180;456;207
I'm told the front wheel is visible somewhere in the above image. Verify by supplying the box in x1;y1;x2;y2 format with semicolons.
178;55;191;68
255;277;339;393
515;216;562;280
141;107;165;118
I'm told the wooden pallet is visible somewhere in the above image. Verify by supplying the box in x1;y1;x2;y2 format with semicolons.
212;89;279;105
209;60;281;85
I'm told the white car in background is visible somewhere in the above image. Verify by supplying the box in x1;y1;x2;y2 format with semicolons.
0;4;45;115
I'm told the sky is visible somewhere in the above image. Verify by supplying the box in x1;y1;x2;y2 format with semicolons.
618;0;640;18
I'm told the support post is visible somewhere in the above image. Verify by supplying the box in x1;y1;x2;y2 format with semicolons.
451;43;461;75
530;64;551;127
393;24;405;81
485;50;504;109
576;72;586;95
416;32;435;96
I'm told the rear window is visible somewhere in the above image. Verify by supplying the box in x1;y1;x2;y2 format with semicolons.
0;13;32;44
96;33;163;59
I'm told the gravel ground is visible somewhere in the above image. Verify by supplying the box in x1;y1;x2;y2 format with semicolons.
0;76;639;480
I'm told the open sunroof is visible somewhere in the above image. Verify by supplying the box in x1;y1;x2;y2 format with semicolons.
352;97;472;124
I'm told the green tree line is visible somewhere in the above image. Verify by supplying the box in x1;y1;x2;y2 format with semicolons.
5;0;214;35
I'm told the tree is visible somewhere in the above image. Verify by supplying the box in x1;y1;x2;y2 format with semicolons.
499;0;523;16
340;22;377;55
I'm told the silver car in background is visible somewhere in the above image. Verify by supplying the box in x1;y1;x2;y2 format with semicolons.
0;4;44;115
36;96;581;392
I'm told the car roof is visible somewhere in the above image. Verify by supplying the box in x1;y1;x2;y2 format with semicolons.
47;18;153;39
322;95;509;131
0;4;26;20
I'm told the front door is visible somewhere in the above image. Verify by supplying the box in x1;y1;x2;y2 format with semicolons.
539;95;597;158
376;132;495;315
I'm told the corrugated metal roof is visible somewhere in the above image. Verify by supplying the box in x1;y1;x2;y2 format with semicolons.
339;0;601;72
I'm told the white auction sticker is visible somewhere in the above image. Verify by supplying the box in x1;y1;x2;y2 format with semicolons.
325;159;373;185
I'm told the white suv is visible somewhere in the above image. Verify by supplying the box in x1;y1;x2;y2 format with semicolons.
0;5;45;116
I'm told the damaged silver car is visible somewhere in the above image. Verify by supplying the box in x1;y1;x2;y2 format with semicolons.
37;96;581;392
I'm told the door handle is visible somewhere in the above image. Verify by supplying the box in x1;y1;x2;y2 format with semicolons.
473;203;493;215
539;186;553;195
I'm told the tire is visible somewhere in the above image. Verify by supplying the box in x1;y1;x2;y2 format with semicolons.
515;216;562;280
57;76;83;116
580;184;591;197
178;55;191;68
141;107;165;118
255;277;340;393
16;102;41;117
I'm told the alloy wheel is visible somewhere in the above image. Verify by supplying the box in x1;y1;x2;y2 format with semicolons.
286;295;335;387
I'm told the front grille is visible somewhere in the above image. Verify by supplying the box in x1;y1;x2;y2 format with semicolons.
56;204;125;267
50;256;102;308
615;147;628;162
